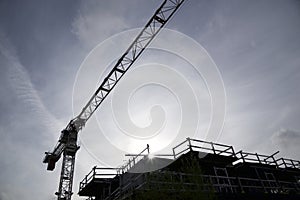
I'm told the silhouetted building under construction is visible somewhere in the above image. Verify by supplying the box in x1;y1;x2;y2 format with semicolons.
78;138;300;200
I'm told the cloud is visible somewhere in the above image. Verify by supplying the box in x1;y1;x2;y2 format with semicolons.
72;0;131;49
0;32;63;137
71;0;162;50
271;128;300;159
0;31;62;200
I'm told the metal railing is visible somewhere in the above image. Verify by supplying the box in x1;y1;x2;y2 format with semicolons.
172;138;235;158
79;167;120;191
276;158;300;169
235;150;279;166
79;145;151;193
235;150;300;170
117;144;150;174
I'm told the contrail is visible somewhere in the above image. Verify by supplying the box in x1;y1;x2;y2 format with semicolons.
0;32;63;139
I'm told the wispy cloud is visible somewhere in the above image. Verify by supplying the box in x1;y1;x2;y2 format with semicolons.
72;0;130;49
0;32;63;137
0;31;63;200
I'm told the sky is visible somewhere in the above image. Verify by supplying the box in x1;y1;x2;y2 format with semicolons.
0;0;300;199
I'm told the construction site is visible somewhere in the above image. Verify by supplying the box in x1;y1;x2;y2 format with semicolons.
77;138;300;200
39;0;300;200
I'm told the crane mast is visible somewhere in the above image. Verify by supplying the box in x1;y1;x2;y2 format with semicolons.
43;0;185;199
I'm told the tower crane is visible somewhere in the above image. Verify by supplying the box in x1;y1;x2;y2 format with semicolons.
43;0;185;199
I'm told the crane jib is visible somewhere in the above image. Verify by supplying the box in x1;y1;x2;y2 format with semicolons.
43;1;186;200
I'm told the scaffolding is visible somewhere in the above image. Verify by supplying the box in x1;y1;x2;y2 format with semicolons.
78;138;300;200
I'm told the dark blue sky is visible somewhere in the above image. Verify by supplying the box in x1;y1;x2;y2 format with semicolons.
0;0;300;199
